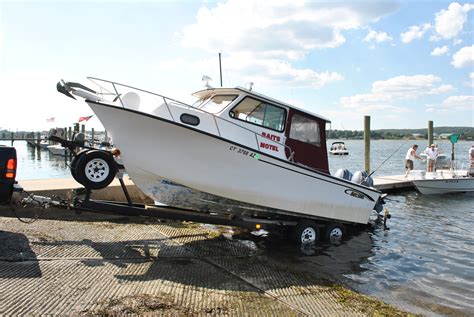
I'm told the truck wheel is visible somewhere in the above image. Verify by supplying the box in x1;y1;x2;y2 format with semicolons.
295;221;320;246
75;150;116;190
70;149;90;184
324;223;345;242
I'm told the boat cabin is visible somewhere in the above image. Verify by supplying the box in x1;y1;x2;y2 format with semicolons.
192;87;330;174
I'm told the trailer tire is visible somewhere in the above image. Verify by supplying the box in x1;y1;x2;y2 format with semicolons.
70;149;91;184
324;223;345;242
75;150;117;190
295;221;320;246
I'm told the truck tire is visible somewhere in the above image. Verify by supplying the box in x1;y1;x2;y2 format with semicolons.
74;150;116;190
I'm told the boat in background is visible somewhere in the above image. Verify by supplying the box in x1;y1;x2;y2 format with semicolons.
419;153;451;169
39;139;50;150
409;169;474;194
329;141;349;155
47;144;68;156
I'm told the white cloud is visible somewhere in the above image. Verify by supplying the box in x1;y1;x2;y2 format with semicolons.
451;45;474;68
173;1;401;90
371;75;453;98
434;2;474;39
157;53;344;89
364;30;392;43
430;46;449;56
340;75;453;115
441;95;474;111
469;72;474;88
401;3;474;44
181;1;399;58
400;23;431;43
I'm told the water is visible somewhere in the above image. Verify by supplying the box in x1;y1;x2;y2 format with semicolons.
1;141;71;180
3;139;474;316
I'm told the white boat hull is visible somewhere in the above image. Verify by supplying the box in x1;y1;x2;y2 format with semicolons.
87;101;381;224
412;178;474;194
329;150;349;155
47;145;67;156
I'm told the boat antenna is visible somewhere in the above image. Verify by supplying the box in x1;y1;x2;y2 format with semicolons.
218;52;223;87
368;139;410;178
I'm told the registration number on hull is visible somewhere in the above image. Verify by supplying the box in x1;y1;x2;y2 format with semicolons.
229;145;260;160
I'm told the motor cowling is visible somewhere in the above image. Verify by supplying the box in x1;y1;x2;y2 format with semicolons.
334;168;353;181
351;170;374;187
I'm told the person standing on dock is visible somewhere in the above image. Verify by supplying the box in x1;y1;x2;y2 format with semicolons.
405;144;422;177
424;144;438;172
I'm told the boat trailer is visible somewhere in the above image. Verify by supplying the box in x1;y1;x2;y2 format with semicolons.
4;132;390;245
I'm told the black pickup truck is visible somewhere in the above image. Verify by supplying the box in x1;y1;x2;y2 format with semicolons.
0;145;17;204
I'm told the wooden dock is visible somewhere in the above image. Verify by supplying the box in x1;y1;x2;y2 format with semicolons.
373;174;415;192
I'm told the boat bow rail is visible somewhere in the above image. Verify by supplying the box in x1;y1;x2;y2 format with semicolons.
58;77;296;162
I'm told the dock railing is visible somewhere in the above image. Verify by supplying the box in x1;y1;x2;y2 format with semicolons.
87;77;295;161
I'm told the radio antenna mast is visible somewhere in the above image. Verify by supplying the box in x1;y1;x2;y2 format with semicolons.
219;52;223;87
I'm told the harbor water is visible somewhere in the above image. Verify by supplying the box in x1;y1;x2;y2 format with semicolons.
2;139;474;316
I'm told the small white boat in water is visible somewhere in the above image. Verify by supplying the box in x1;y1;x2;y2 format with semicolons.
56;77;384;225
329;141;348;155
39;140;50;150
410;170;474;194
47;144;67;156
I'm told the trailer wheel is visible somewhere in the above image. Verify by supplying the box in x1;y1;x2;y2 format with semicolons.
70;149;91;184
75;150;116;190
295;221;320;246
324;223;345;242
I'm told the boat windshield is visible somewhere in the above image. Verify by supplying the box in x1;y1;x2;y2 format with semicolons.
198;95;238;114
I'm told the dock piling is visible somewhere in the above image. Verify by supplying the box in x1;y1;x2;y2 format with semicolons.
36;132;41;147
364;115;370;173
428;120;433;147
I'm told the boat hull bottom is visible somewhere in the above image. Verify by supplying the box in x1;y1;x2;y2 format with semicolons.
129;172;349;222
412;178;474;194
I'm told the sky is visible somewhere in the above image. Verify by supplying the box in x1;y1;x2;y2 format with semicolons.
0;0;473;132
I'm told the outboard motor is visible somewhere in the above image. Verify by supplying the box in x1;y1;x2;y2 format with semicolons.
351;170;374;187
334;168;353;181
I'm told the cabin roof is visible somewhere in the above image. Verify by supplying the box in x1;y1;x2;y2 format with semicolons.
192;87;331;123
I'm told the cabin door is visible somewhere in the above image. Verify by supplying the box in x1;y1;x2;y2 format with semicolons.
284;110;329;173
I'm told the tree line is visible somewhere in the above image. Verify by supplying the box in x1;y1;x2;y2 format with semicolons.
327;127;474;140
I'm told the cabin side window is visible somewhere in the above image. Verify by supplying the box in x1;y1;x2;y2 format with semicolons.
229;97;286;132
289;114;321;146
199;95;238;114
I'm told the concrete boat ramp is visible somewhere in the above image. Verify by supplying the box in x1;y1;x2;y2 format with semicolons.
0;207;409;316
